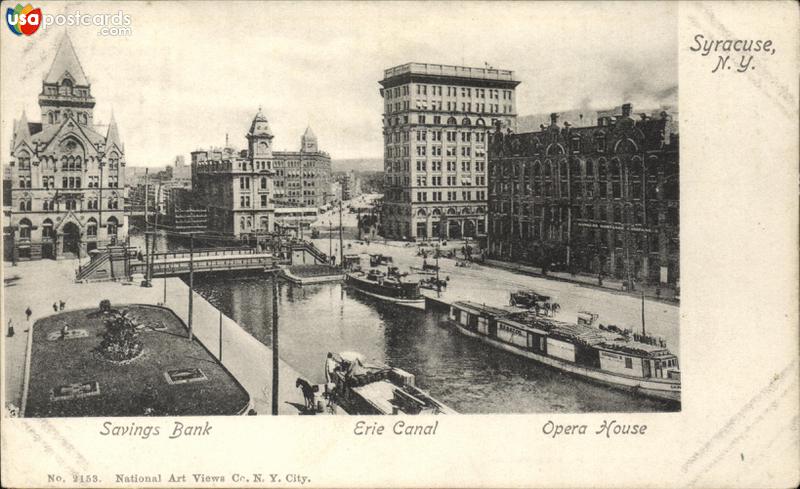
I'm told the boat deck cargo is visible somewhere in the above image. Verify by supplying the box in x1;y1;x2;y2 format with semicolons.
328;352;456;415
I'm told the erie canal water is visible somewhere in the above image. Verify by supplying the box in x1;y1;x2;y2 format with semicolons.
131;227;677;413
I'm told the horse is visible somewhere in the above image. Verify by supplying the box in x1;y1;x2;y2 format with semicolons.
295;378;316;411
551;303;561;315
541;302;552;317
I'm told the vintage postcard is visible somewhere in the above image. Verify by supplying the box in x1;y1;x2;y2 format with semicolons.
1;1;797;487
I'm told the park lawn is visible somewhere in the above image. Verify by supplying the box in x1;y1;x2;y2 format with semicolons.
26;304;250;417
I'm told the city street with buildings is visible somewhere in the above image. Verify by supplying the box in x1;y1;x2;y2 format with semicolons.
3;7;680;420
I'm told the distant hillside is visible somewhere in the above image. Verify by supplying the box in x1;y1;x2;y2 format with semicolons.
332;158;383;172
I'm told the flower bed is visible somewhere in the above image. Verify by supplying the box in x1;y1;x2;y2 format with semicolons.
25;305;249;417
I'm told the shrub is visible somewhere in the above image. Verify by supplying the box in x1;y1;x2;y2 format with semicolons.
97;310;143;362
99;299;112;312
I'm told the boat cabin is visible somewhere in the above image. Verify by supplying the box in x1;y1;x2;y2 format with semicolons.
449;301;680;381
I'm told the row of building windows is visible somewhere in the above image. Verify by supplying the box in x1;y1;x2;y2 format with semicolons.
386;85;511;100
238;195;271;208
16;175;118;189
415;190;485;202
19;197;120;212
385;114;506;127
16;216;119;240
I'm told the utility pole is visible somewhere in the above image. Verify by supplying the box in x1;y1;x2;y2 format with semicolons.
641;288;646;336
219;309;223;362
328;220;332;260
271;275;279;415
338;200;343;267
143;169;151;287
188;233;194;341
148;183;161;285
435;245;441;298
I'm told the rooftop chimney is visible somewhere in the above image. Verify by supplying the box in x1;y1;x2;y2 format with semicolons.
622;103;632;118
550;113;559;125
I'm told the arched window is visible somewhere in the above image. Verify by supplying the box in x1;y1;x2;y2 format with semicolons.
598;159;608;198
533;162;542;196
461;117;471;126
86;218;97;237
17;152;31;170
19;218;32;239
559;160;569;197
60;78;73;96
570;158;582;198
611;160;622;198
106;217;118;236
42;218;54;239
629;159;643;199
476;118;486;126
447;116;457;125
74;155;82;171
543;162;553;197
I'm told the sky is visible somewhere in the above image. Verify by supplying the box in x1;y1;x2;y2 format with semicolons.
1;1;677;167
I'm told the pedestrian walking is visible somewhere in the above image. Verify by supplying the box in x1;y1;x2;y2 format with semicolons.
25;307;32;321
7;319;14;337
53;302;58;312
59;300;65;311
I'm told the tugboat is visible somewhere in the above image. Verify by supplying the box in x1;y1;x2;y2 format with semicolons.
446;302;681;403
326;352;456;415
345;269;425;309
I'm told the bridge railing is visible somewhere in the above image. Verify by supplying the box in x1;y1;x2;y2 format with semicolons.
151;247;256;261
131;255;273;277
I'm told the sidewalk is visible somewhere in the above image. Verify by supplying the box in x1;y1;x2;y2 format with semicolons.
3;260;305;415
483;258;679;303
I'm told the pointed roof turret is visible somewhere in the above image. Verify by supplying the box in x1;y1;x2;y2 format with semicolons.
12;111;32;148
303;126;316;139
45;33;89;86
105;111;122;149
248;107;273;138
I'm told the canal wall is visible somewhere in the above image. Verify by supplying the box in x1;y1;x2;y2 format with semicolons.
3;259;304;415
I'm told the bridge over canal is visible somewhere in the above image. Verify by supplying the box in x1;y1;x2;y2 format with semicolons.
76;242;329;282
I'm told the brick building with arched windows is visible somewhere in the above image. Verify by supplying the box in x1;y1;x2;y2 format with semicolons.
5;34;127;261
487;103;679;286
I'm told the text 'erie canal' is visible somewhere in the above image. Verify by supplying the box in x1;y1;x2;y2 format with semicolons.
354;420;440;436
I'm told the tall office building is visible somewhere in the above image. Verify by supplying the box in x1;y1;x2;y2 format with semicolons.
379;63;519;240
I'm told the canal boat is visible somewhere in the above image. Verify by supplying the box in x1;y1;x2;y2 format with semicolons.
446;301;681;403
345;269;425;309
327;352;456;415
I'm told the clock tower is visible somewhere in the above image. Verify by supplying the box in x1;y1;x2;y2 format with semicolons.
246;107;274;158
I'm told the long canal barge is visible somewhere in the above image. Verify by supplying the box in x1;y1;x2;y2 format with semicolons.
446;301;681;403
